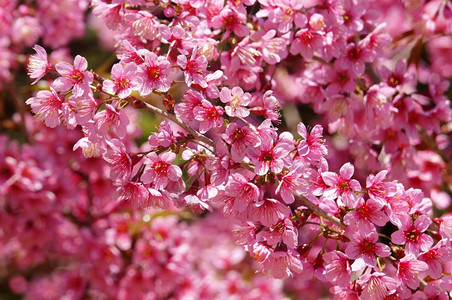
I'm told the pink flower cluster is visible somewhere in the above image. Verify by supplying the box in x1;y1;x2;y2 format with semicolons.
15;0;452;299
0;116;287;300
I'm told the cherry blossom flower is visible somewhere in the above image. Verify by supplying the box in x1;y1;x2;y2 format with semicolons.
345;231;391;267
103;63;141;99
220;86;252;118
177;48;208;88
262;249;303;279
137;50;171;95
248;198;291;227
297;123;328;161
25;88;63;128
193;100;224;133
396;254;429;290
223;122;260;163
225;173;260;212
53;55;93;97
275;161;306;204
211;6;249;38
391;214;434;257
323;250;352;287
93;103;130;139
343;198;389;235
28;44;50;84
322;163;361;207
290;28;324;59
418;239;452;279
261;218;298;249
356;272;398;300
103;139;132;185
248;137;291;176
141;152;182;190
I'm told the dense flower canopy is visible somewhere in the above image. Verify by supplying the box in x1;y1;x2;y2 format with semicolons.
1;0;452;299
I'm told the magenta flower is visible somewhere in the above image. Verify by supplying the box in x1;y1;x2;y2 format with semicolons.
193;99;224;133
26;88;63;128
365;170;396;206
249;138;292;176
336;43;372;76
223;122;260;163
141;152;182;190
211;6;249;38
345;231;391;267
391;214;434;256
275;162;305;204
377;59;415;91
418;239;452;279
137;50;171;95
396;254;428;290
177;48;208;88
220;86;251;118
224;173;260;212
117;181;150;208
175;90;204;122
322;162;361;207
343;198;389;235
28;44;50;84
290;28;324;59
53;55;93;97
262;249;303;279
323;250;351;287
103;63;141;99
356;272;398;300
248;198;291;227
103;139;132;185
297;123;328;161
262;218;298;249
256;29;288;64
93;103;130;139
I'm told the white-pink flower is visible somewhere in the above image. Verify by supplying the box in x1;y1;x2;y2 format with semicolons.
103;63;141;98
53;55;93;97
220;86;251;118
28;44;50;84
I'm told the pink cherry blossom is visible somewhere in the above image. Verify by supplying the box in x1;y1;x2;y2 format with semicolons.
103;139;132;185
396;254;429;290
391;214;434;256
177;48;208;88
137;50;171;94
223;122;261;163
141;152;182;190
103;63;141;99
25;88;63;128
28;44;50;84
345;231;391;267
220;86;251;118
225;173;260;212
193;100;224;133
296;123;328;161
322;163;362;207
53;55;93;97
343;198;389;235
93;103;130;139
248;198;291;227
323;250;351;287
